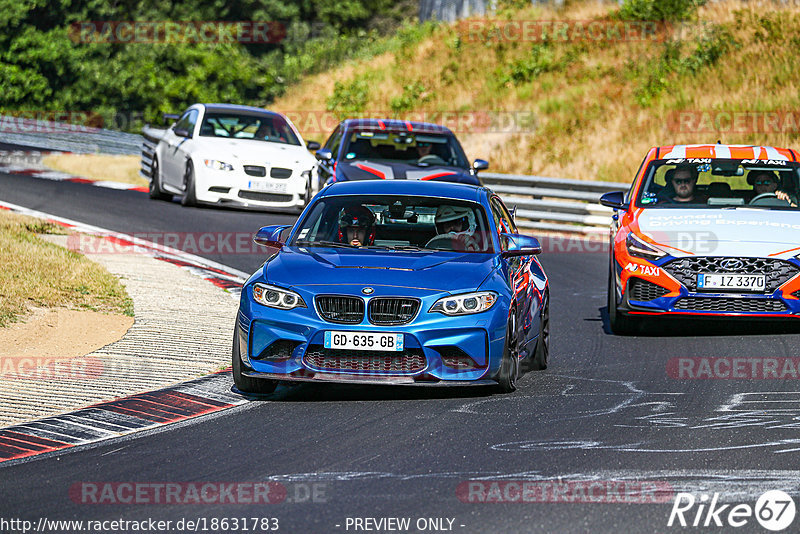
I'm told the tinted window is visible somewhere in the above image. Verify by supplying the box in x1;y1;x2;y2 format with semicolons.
340;130;469;168
199;112;300;146
293;194;494;253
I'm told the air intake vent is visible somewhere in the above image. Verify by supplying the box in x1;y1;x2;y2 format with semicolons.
303;346;426;374
316;296;364;324
663;257;798;292
627;278;669;301
674;298;787;313
238;191;293;202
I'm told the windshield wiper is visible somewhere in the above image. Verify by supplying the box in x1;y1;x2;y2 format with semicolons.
389;245;434;251
294;240;356;248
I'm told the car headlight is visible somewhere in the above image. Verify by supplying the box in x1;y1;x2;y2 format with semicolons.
204;159;234;171
253;283;306;310
626;232;666;261
430;291;497;316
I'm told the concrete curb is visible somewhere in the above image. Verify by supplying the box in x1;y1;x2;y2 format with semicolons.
0;201;252;459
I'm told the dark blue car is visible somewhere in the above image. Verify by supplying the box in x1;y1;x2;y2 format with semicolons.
234;180;549;394
310;119;488;197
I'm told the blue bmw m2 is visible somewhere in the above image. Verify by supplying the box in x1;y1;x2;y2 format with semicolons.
234;180;549;393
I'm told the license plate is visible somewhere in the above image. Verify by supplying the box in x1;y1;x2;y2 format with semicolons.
247;180;288;193
697;273;766;292
324;331;404;352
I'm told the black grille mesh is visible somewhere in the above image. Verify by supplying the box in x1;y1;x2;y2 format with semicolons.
368;298;420;325
243;165;266;177
303;346;426;374
270;167;293;179
437;346;481;369
627;278;669;301
316;296;364;324
674;298;787;313
663;257;799;292
238;191;293;202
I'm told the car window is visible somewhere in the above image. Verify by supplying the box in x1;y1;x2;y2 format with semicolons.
173;110;197;134
635;159;800;209
198;112;301;146
325;126;343;158
489;197;516;251
293;194;494;253
340;130;469;168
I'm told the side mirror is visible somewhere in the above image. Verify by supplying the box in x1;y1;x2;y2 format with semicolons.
599;191;629;210
315;148;333;162
472;159;489;172
306;141;321;151
254;225;291;248
501;234;542;257
173;127;191;138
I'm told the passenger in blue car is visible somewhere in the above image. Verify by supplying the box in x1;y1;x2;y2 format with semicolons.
337;205;376;247
427;205;480;251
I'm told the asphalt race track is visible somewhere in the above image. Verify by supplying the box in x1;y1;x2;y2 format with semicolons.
3;171;800;533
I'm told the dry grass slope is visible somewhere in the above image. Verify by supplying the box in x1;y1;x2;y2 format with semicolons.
0;211;134;326
272;0;800;182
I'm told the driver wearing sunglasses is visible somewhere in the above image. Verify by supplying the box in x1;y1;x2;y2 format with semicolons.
662;165;708;204
749;171;798;207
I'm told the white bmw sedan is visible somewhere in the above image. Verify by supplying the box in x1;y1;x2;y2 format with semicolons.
145;103;319;213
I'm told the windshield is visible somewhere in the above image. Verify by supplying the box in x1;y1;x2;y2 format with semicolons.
291;195;494;253
199;112;301;146
635;158;800;209
340;130;469;168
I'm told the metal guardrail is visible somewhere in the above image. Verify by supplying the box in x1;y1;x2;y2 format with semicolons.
480;173;629;234
0;115;142;155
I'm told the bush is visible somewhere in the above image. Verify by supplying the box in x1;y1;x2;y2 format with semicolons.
618;0;706;22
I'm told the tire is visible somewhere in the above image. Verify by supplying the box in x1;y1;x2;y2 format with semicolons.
148;156;169;200
181;161;197;207
496;314;519;393
531;291;550;371
232;325;278;394
608;266;640;335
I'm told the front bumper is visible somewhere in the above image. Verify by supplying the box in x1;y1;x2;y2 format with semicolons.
613;252;800;318
194;166;306;211
236;292;510;385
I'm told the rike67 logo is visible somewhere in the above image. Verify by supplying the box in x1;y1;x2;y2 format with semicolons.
668;491;796;531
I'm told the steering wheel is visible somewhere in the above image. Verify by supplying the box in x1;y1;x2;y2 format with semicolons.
418;154;447;165
425;233;479;252
749;192;784;206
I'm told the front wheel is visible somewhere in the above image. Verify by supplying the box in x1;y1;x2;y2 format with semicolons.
232;325;278;394
496;315;519;393
181;161;197;207
531;291;550;370
608;267;640;335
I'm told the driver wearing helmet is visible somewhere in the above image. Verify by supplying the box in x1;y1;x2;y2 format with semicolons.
338;205;375;247
426;205;480;251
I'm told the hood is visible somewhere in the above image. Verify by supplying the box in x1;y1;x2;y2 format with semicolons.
635;208;800;258
336;160;480;185
189;137;315;167
263;247;498;294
